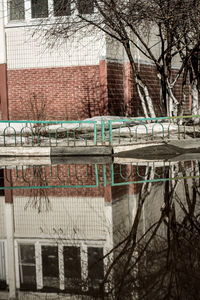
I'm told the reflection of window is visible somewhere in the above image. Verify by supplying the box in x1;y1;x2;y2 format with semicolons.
0;169;4;196
64;246;81;290
19;244;36;290
18;243;104;292
42;246;59;290
31;0;48;18
88;247;104;289
78;0;94;14
9;0;25;20
54;0;71;16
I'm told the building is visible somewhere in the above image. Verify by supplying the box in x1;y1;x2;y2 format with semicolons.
0;0;194;122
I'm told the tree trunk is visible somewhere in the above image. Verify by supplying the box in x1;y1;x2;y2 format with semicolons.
191;80;199;115
167;84;179;117
137;79;156;118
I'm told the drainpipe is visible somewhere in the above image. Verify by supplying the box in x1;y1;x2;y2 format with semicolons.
0;0;9;120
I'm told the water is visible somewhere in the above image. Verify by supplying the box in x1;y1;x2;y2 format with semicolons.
0;159;200;299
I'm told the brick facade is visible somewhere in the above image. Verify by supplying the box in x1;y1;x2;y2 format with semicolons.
7;65;107;120
5;60;192;121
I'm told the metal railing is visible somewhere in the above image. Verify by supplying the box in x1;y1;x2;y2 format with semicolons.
0;120;98;147
108;115;200;145
0;115;199;147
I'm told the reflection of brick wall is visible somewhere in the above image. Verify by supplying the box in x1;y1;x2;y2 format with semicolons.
8;164;105;197
111;165;138;201
7;65;106;120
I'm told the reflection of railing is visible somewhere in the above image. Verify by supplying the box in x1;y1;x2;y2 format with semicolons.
1;161;200;190
108;115;200;145
0;115;199;147
110;162;200;186
3;164;99;190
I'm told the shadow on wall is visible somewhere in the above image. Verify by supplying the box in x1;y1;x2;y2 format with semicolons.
8;66;108;120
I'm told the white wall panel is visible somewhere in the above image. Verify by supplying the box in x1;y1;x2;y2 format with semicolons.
6;27;105;70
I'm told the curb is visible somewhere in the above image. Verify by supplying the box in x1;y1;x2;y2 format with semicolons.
51;146;113;156
0;146;113;157
0;147;50;156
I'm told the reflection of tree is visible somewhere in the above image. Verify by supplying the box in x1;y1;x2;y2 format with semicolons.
24;166;51;213
101;162;200;300
136;176;200;300
19;162;200;299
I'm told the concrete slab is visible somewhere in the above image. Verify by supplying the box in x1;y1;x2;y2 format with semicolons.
51;155;113;165
167;138;200;150
113;142;164;154
168;152;200;161
51;146;113;156
114;144;182;160
0;147;50;156
0;156;51;167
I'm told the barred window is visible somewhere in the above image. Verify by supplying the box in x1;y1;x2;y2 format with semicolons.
31;0;48;18
9;0;25;21
54;0;71;16
77;0;94;14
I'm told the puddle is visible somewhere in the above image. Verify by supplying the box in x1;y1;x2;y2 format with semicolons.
0;159;200;299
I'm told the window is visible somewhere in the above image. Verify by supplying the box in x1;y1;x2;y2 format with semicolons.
77;0;94;14
9;0;25;21
42;246;59;290
54;0;71;16
19;244;36;290
31;0;48;18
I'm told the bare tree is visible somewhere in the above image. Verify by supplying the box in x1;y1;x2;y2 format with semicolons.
37;0;200;118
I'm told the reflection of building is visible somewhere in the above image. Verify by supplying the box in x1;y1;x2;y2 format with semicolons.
16;197;107;290
0;162;141;298
0;164;115;298
2;161;195;298
0;194;113;298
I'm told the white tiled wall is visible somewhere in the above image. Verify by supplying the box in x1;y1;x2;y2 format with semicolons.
6;27;105;69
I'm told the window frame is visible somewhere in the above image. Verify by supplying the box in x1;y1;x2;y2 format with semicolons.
6;0;95;25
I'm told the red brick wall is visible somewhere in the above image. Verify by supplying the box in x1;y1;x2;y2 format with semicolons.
6;61;192;121
125;63;191;117
107;62;125;116
7;65;108;120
